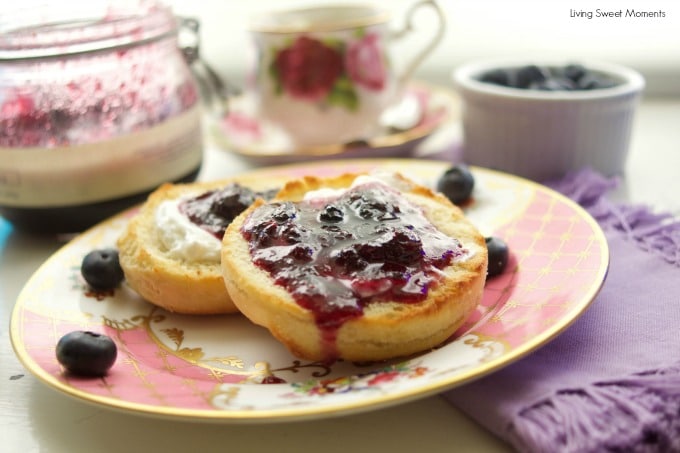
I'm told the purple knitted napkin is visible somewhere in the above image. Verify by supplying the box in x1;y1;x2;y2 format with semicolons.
443;168;680;453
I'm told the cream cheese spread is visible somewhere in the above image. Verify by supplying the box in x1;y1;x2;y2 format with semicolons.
155;198;221;263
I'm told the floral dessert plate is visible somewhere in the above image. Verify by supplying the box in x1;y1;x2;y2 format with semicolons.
209;83;458;164
10;159;608;423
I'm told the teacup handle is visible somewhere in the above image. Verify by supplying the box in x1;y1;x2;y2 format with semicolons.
392;0;446;89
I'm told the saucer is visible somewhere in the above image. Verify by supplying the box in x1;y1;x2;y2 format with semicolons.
208;82;459;164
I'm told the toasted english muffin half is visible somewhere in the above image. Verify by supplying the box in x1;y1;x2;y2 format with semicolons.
117;179;276;314
221;172;488;361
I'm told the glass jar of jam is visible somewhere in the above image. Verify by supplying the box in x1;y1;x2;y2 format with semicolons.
0;1;203;234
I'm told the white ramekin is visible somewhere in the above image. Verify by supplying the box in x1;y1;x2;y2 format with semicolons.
452;59;645;181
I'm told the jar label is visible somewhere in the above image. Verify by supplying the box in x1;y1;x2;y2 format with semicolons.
0;106;203;207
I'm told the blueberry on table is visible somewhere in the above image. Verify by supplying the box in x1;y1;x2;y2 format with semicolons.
56;331;117;377
485;236;509;278
81;248;124;290
436;165;475;205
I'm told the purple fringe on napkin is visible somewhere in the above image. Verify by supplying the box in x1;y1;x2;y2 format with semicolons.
443;168;680;453
508;366;680;452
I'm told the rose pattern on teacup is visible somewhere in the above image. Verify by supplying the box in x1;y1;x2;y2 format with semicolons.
346;33;388;91
268;31;389;111
249;2;445;147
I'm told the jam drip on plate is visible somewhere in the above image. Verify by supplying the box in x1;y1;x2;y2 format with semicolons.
241;182;466;355
179;183;277;239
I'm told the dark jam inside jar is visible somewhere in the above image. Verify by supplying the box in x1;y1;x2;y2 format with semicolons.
0;2;204;234
241;181;467;356
179;183;278;239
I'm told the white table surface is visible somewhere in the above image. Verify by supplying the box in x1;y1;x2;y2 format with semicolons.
2;95;679;453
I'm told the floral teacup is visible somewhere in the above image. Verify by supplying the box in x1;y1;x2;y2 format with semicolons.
248;1;445;147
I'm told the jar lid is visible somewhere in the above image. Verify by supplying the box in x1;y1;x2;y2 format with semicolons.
0;0;178;60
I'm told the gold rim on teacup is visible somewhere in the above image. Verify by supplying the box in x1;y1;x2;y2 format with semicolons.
249;4;391;34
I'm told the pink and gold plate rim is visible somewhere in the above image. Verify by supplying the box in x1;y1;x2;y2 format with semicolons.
9;158;609;423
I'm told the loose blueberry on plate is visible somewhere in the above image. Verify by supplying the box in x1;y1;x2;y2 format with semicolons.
486;236;509;278
437;165;475;205
56;331;117;377
81;248;124;290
